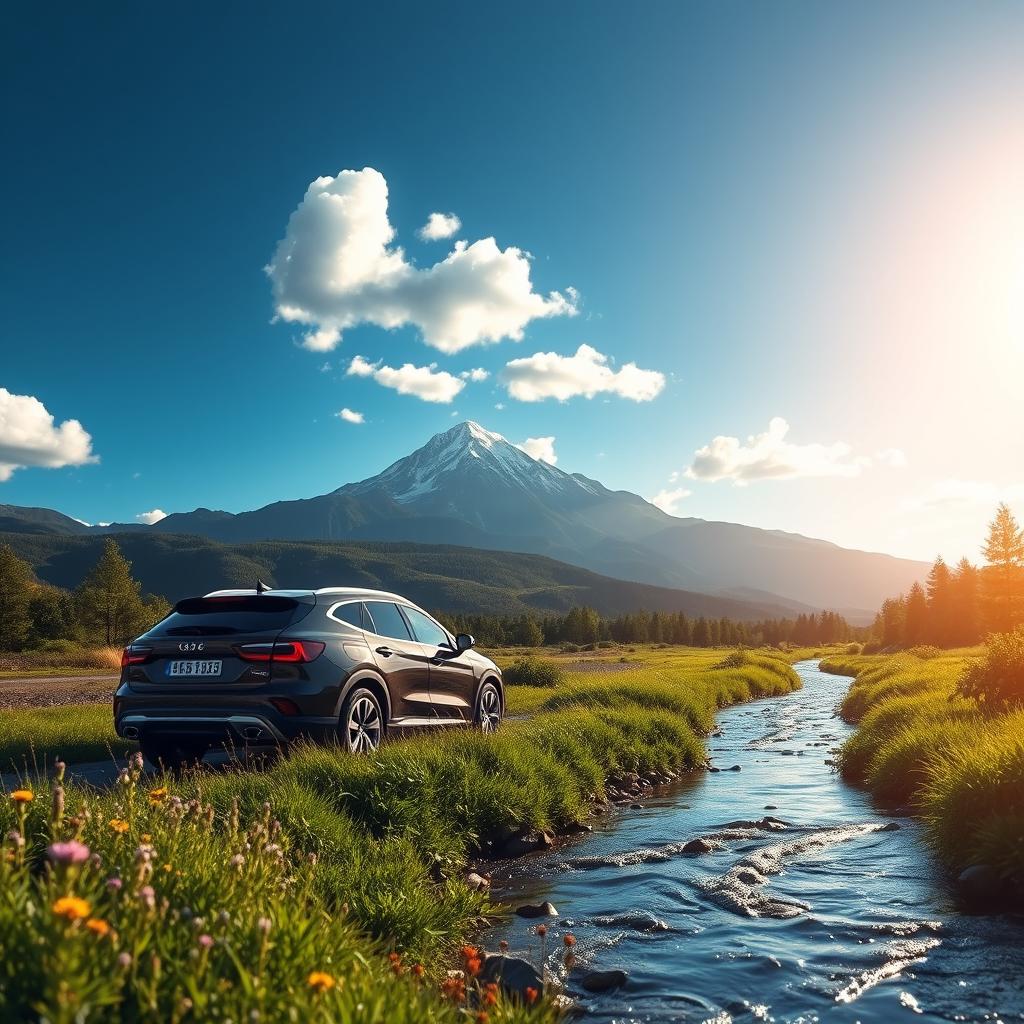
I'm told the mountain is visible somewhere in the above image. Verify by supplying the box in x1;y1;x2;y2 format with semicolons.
5;421;927;619
0;531;808;621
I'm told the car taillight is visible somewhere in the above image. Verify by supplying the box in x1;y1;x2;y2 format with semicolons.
121;645;153;668
234;640;325;664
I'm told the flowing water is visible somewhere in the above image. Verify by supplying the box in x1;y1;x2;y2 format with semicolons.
490;660;1024;1022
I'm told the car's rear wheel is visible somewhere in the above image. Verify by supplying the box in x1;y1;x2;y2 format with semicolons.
341;687;384;753
475;680;502;733
141;738;208;774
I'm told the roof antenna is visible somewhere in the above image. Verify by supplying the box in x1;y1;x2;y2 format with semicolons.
256;578;270;595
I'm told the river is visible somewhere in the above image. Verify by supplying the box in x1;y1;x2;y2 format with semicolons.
489;660;1024;1022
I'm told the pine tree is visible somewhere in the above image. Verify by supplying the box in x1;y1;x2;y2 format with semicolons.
951;558;982;646
980;503;1024;633
879;596;906;647
905;582;929;646
925;556;954;645
75;539;149;647
0;544;34;651
27;586;79;645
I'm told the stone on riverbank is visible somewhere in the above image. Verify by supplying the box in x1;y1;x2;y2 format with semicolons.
515;900;559;918
481;952;543;1000
581;969;628;992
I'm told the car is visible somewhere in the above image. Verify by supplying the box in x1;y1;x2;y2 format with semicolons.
113;586;504;770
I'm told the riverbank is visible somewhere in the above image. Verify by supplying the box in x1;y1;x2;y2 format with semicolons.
0;647;801;1020
820;649;1024;900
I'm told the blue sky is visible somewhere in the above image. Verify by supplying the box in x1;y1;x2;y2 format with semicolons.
2;1;1023;561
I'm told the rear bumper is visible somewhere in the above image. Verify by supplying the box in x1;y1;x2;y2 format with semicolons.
115;710;338;747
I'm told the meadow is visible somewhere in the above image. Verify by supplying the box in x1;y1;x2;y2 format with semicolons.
820;647;1024;890
0;646;802;1022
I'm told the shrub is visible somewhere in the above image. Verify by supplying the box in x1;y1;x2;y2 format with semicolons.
559;642;581;654
845;642;864;655
596;640;616;649
906;645;942;660
957;628;1024;711
502;656;566;687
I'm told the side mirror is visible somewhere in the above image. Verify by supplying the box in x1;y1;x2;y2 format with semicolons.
455;633;475;652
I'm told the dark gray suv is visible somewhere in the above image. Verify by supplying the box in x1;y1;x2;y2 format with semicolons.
113;587;504;769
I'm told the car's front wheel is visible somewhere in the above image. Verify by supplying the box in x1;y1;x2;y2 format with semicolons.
474;680;502;733
341;686;384;753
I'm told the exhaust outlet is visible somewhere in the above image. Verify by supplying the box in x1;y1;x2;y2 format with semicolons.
123;725;140;740
241;726;264;742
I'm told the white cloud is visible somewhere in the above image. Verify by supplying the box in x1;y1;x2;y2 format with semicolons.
266;168;576;354
516;436;558;465
136;509;167;525
501;344;665;402
875;447;908;468
97;522;111;527
338;407;364;424
460;368;489;381
418;211;462;241
347;355;464;404
687;417;871;485
0;388;97;482
648;486;692;515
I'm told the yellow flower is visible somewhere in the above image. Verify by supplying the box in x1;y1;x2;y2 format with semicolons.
162;863;172;872
52;896;92;921
85;918;111;937
307;971;336;993
140;833;152;843
109;819;130;834
10;790;33;804
148;787;168;805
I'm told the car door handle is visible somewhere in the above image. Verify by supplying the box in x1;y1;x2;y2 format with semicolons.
375;646;393;657
430;657;444;665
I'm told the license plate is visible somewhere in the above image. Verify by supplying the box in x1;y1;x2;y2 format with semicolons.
167;660;222;677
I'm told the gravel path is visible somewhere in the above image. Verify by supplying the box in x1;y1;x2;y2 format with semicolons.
0;675;118;709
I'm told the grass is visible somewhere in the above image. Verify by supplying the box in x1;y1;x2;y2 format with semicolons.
0;646;800;1021
0;645;123;674
821;648;1024;888
0;705;131;770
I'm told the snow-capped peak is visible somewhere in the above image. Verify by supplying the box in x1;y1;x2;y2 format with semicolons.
340;420;599;503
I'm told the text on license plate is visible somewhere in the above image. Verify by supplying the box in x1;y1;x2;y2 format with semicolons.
167;660;222;677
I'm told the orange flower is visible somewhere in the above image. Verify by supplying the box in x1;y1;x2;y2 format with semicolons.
109;819;129;834
140;833;152;842
535;924;547;938
483;982;499;1007
148;787;168;805
388;951;404;976
460;944;482;977
52;896;91;921
441;976;466;1002
10;790;33;804
411;963;425;979
563;933;577;947
525;986;539;1004
307;971;335;993
85;918;111;937
476;1013;489;1024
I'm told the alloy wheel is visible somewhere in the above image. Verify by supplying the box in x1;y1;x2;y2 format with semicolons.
347;695;382;752
478;685;501;732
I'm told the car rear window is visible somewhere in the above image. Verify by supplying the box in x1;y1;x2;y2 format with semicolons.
150;596;312;636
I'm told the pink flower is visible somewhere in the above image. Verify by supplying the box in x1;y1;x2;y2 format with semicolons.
106;876;123;891
198;933;214;949
47;840;90;865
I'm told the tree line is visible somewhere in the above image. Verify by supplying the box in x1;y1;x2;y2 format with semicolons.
0;539;170;651
871;503;1024;648
445;605;857;649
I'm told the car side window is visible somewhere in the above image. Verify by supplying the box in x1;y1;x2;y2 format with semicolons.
403;606;451;648
331;602;365;630
364;601;413;641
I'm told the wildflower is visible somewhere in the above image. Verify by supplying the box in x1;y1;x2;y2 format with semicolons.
162;863;173;872
106;877;123;892
9;790;33;804
460;945;482;976
138;885;156;910
389;951;404;976
258;916;272;934
140;834;152;843
54;760;66;782
525;986;539;1005
411;963;425;980
535;924;547;937
476;1014;489;1024
118;770;132;787
441;976;466;1002
307;971;336;993
498;939;509;953
130;751;144;772
86;918;111;938
229;854;245;870
563;933;577;948
148;787;168;805
197;934;214;949
109;819;129;834
48;841;90;865
51;785;65;824
483;982;499;1006
52;896;92;921
117;952;132;969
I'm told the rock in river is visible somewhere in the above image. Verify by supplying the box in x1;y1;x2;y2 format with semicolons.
581;969;628;992
481;952;543;1000
957;863;1004;903
681;838;714;855
515;900;559;919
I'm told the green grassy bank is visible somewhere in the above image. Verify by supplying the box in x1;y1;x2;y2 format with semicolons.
821;649;1024;889
1;648;799;1022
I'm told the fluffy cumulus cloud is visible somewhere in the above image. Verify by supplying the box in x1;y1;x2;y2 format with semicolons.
686;417;873;485
347;355;464;404
516;436;558;465
501;344;665;403
266;168;576;354
136;509;167;525
460;368;489;381
0;388;97;481
648;486;692;515
338;407;364;424
418;212;461;241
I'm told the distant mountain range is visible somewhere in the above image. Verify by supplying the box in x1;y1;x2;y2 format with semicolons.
0;420;927;621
